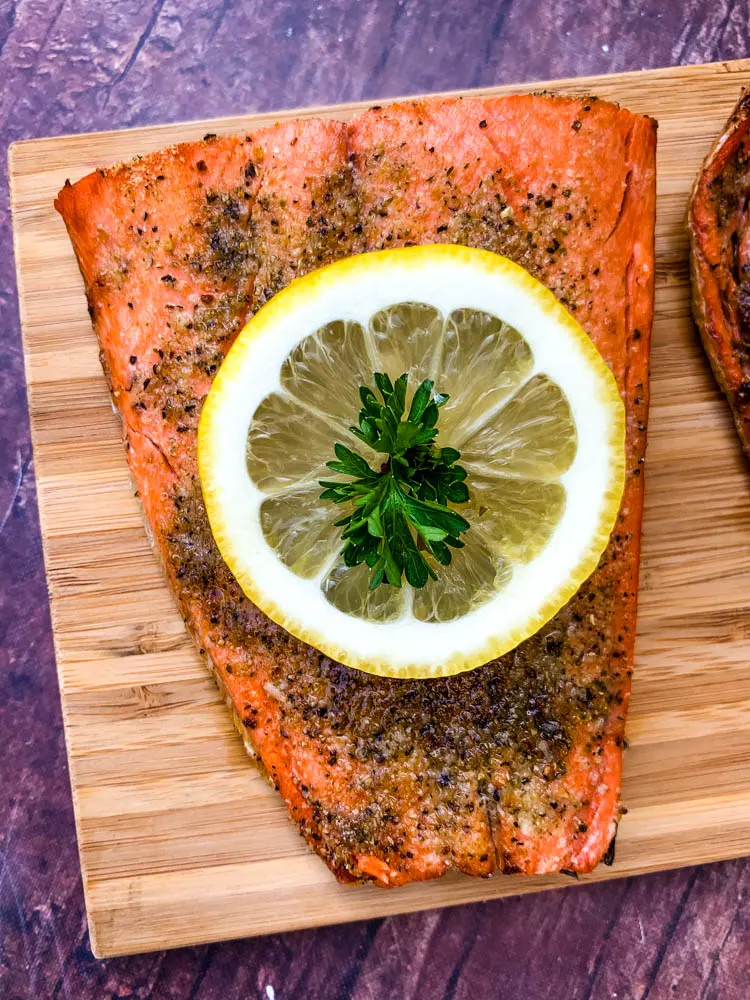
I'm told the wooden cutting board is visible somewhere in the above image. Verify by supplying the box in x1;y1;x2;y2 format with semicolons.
10;58;750;959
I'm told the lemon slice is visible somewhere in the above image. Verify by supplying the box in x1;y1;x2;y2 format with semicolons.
199;246;625;678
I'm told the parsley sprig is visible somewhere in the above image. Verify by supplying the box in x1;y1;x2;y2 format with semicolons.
319;373;470;591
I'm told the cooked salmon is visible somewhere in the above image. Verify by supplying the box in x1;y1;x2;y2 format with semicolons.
55;94;656;885
690;90;750;456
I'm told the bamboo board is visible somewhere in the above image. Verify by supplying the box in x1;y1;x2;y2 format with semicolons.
9;59;750;959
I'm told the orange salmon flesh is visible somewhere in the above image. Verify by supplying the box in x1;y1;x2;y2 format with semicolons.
56;94;656;885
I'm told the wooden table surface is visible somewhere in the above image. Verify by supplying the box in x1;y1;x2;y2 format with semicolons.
1;2;749;998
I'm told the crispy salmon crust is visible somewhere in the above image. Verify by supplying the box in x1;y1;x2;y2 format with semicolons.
690;90;750;456
56;95;656;886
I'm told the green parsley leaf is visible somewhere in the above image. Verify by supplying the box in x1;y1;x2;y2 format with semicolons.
319;372;471;591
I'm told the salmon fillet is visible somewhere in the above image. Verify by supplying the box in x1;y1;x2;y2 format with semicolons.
690;90;750;456
56;94;656;885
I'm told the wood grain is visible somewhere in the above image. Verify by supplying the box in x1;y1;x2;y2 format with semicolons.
9;58;750;959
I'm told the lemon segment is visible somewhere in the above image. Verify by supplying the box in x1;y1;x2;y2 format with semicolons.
199;245;626;679
323;559;406;622
466;475;567;564
438;308;534;442
369;302;444;384
259;484;341;579
460;374;577;478
279;319;371;425
246;392;333;492
412;529;511;624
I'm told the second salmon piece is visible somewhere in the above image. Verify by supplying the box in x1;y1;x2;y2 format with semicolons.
690;90;750;456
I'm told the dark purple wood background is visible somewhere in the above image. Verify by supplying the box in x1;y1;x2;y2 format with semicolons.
1;2;749;997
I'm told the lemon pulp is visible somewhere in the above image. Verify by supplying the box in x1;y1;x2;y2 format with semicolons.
248;304;575;624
